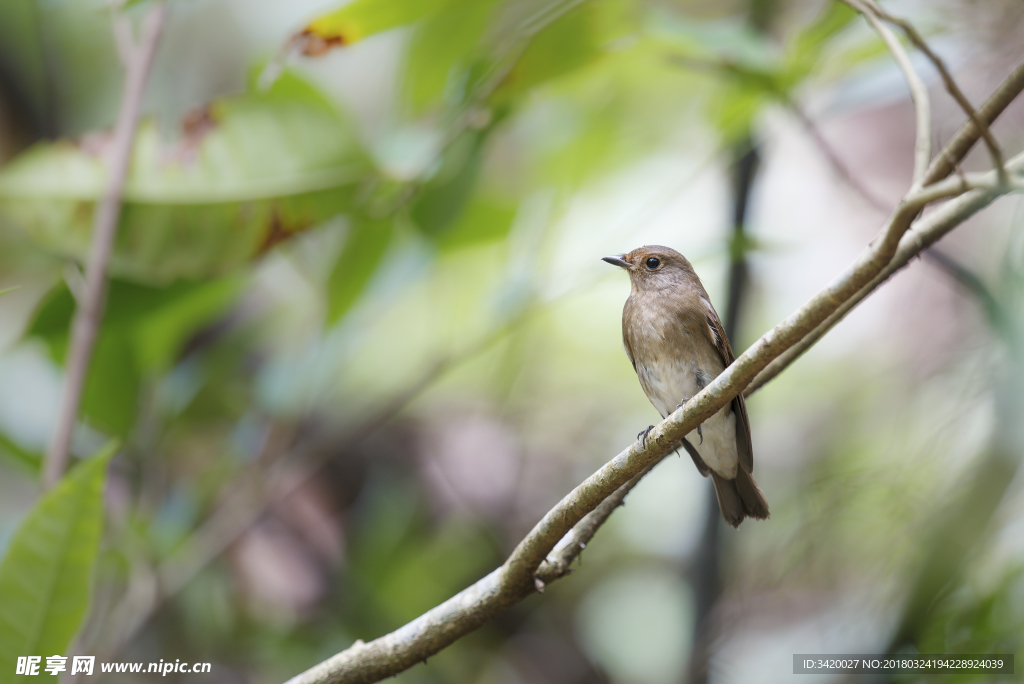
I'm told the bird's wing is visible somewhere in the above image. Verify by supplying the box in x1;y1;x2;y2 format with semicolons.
703;302;754;474
622;303;638;372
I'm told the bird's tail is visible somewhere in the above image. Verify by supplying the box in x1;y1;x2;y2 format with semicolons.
711;469;770;528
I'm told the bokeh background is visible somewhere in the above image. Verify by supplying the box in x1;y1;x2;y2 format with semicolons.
0;0;1023;682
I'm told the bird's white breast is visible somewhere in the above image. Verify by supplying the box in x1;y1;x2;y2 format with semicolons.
635;356;739;479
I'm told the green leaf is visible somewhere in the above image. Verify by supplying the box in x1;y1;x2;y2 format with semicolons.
29;277;242;434
498;2;606;100
402;0;503;111
130;276;243;373
434;199;517;251
782;3;857;87
0;442;116;677
410;129;486;238
0;431;41;476
0;72;367;284
301;0;457;50
80;332;141;436
326;217;394;324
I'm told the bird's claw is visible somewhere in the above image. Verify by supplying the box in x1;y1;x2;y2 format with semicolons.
637;425;655;449
675;396;703;444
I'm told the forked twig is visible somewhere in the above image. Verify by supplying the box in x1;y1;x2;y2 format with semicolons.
840;0;932;185
861;0;1008;184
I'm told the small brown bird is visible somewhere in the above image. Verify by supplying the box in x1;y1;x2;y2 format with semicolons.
604;245;769;527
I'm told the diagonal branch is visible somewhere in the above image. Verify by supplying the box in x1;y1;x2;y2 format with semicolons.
283;145;1024;684
42;2;167;489
741;58;1024;393
744;154;1024;397
785;98;891;213
923;61;1024;186
534;461;657;590
282;31;1024;684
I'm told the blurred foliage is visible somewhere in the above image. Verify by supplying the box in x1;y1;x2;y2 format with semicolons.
0;72;367;283
0;0;1021;683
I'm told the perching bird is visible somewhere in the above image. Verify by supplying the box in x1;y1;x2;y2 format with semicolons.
604;245;769;527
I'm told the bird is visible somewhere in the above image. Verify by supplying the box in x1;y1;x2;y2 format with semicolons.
603;245;769;527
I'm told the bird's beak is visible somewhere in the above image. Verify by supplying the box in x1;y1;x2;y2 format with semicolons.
602;255;630;269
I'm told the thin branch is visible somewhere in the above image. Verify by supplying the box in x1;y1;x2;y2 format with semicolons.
785;99;891;213
277;27;1024;684
862;0;1008;183
906;165;1023;206
744;152;1024;396
739;57;1024;394
283;141;1024;684
42;2;167;489
922;60;1024;186
534;461;657;589
841;0;931;186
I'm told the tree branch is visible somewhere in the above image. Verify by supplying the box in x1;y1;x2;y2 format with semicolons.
283;140;1024;684
861;0;1008;182
534;461;657;590
280;26;1024;684
742;94;1024;395
922;61;1024;186
742;53;1024;394
42;2;167;489
744;157;1022;397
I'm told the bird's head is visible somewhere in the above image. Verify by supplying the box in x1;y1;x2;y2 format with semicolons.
602;245;698;293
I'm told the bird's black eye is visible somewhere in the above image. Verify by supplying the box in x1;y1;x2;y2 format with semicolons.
645;257;660;270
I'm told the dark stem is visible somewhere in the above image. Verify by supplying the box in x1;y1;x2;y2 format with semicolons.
688;137;760;684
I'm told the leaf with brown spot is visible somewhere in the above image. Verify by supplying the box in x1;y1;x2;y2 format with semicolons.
0;72;369;284
294;0;458;57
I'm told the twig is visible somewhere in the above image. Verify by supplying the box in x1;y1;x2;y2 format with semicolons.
905;165;1023;206
922;60;1024;186
42;2;167;489
743;151;1024;396
785;99;891;213
534;462;656;588
739;56;1024;394
841;0;932;186
862;0;1008;183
